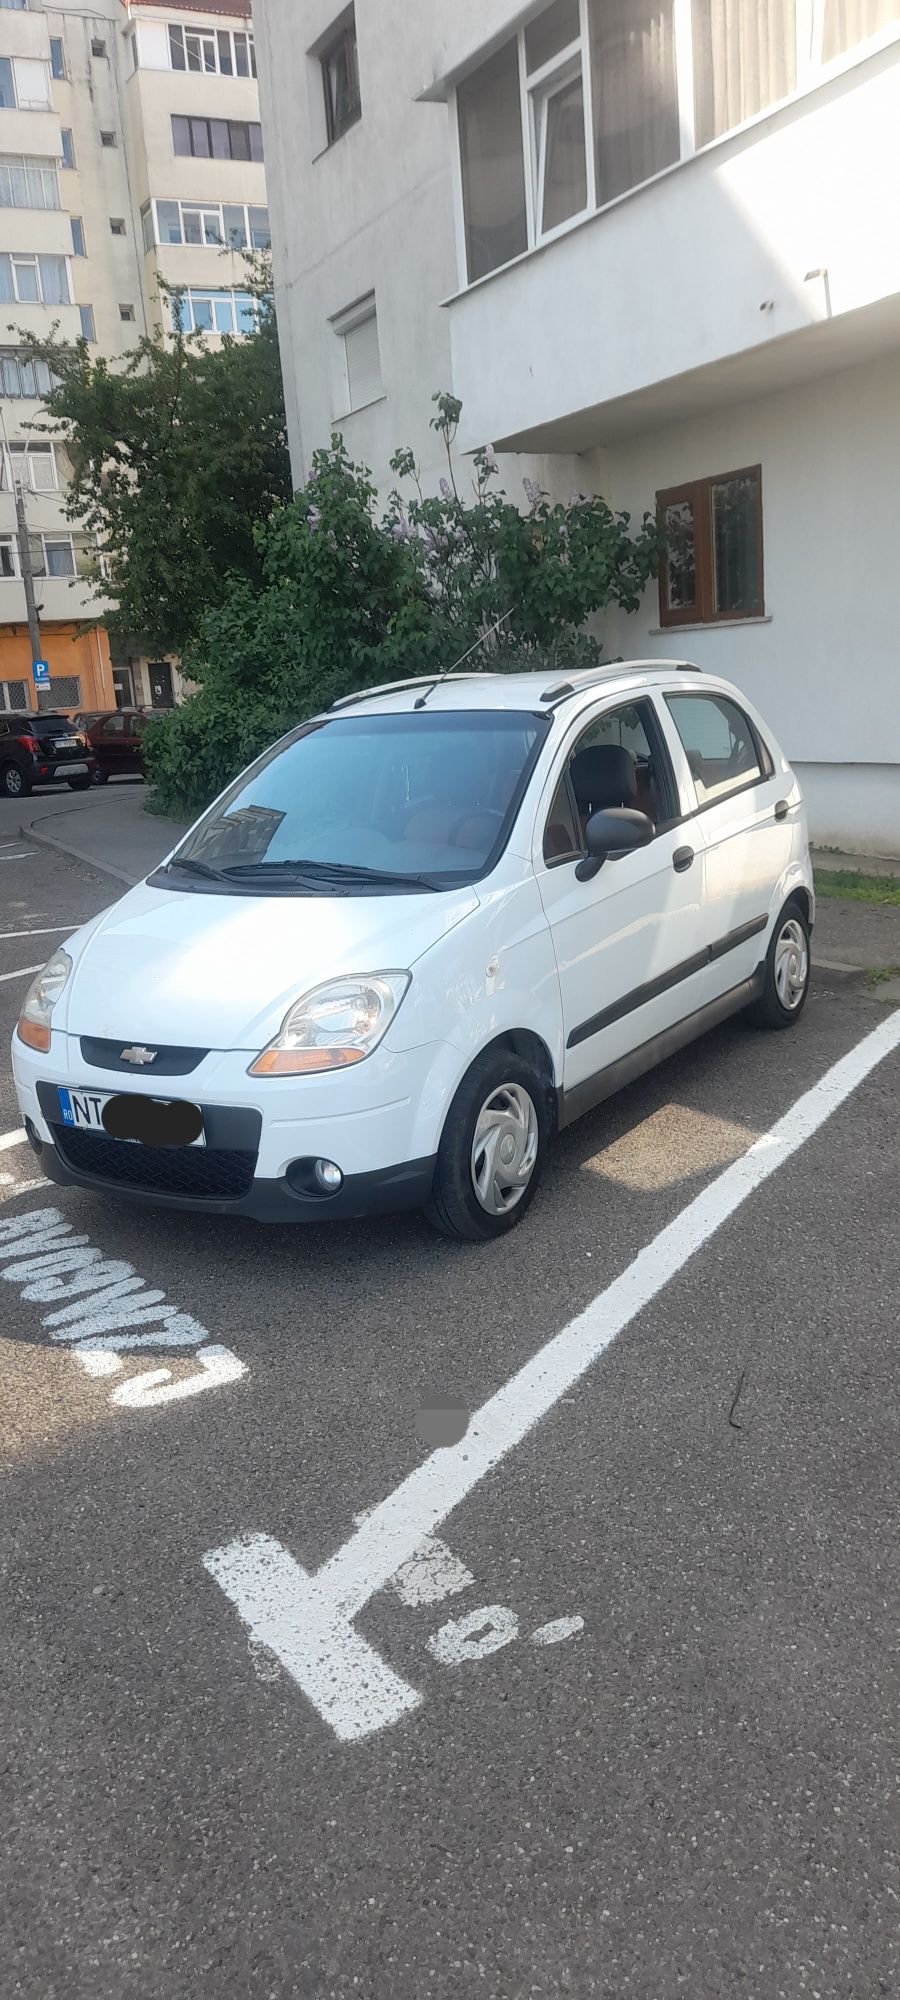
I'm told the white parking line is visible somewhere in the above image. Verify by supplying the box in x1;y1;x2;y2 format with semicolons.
0;926;79;940
0;964;41;984
0;1128;26;1151
205;1006;900;1744
0;853;31;862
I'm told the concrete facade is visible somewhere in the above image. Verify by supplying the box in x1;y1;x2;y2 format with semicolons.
0;0;267;717
255;1;900;855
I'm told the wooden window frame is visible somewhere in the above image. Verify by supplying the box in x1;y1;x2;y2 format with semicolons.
657;464;763;628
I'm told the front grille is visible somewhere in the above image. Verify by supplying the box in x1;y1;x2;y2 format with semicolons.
53;1125;256;1201
79;1036;208;1076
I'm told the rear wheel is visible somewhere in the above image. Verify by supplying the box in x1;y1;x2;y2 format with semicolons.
67;775;92;791
746;898;811;1030
91;767;109;786
0;762;28;799
426;1046;551;1241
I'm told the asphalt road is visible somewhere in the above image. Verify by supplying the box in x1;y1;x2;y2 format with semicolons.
1;833;898;2000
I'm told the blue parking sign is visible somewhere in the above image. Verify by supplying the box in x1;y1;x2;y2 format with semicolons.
32;659;50;686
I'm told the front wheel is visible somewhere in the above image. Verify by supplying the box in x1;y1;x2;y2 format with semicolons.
426;1046;551;1241
746;898;811;1030
67;775;92;791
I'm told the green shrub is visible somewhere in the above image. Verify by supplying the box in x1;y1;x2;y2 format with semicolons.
145;402;661;820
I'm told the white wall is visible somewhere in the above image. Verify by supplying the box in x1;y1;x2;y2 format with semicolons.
596;350;900;853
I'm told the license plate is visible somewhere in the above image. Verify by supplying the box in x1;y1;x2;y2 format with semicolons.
51;738;80;751
56;1086;205;1147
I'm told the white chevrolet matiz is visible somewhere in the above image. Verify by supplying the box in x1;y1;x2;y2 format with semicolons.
13;663;813;1240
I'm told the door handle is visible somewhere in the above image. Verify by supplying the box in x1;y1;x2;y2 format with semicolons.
774;799;789;820
672;845;694;873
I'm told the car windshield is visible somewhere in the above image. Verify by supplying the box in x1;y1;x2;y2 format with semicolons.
171;710;548;891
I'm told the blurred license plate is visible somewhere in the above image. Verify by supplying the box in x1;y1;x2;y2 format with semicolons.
56;1086;205;1146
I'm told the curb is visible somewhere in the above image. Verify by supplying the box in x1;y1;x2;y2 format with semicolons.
21;815;144;891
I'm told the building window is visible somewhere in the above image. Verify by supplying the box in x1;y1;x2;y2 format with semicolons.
119;303;135;321
332;293;382;413
0;155;60;209
90;37;106;58
457;39;528;283
0;350;56;396
0;681;28;712
657;467;763;627
70;215;85;255
38;675;81;711
60;129;75;169
50;37;65;80
43;535;76;577
144;197;270;251
110;216;125;235
452;0;898;286
79;302;95;340
0;441;59;491
171;115;263;161
0;55;51;109
321;13;361;143
167;23;256;78
0;250;71;305
100;130;116;148
174;288;259;336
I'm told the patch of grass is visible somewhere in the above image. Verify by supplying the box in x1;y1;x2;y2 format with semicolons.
813;868;900;905
864;963;900;988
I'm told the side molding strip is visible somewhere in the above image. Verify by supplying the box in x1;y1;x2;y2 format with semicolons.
567;915;768;1050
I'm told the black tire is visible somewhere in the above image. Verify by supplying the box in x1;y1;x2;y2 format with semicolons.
67;775;92;791
0;762;29;799
746;897;811;1030
91;767;109;786
426;1045;552;1241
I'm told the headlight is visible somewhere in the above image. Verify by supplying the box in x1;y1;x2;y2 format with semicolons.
248;972;411;1077
16;948;73;1053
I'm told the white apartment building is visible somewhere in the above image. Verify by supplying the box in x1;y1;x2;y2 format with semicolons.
0;0;268;716
256;0;900;856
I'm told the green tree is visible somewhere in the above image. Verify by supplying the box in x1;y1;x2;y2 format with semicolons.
22;269;291;656
145;397;661;819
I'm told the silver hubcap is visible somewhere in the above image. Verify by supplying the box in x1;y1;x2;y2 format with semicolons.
774;917;808;1010
5;768;22;795
471;1082;539;1217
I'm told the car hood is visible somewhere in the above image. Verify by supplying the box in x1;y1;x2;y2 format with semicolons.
61;879;479;1049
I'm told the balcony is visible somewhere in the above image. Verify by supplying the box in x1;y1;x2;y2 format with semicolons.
0;13;52;61
0;108;61;158
444;43;900;453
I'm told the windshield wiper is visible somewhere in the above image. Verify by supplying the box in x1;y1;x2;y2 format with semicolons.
165;855;229;883
220;858;440;892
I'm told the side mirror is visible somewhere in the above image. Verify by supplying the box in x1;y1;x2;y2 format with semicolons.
575;807;655;882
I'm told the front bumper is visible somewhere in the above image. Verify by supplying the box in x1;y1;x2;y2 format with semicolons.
13;1030;460;1223
30;1120;435;1223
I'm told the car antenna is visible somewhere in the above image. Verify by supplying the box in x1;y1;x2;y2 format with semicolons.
413;608;514;707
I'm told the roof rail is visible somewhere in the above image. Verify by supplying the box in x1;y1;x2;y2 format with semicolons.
328;671;495;713
540;659;701;703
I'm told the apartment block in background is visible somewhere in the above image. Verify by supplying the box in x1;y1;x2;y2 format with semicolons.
0;0;267;719
255;0;900;856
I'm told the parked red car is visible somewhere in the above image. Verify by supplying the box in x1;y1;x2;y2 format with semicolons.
74;709;151;784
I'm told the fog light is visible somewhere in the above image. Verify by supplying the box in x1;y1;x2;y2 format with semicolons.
314;1158;343;1192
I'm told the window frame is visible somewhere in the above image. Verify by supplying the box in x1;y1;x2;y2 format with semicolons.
450;0;900;289
174;287;259;337
143;196;269;252
0;153;60;210
167;21;256;78
541;693;681;868
331;291;383;415
524;5;594;246
171;114;263;161
0;249;72;307
0;441;60;492
657;465;764;629
321;18;361;146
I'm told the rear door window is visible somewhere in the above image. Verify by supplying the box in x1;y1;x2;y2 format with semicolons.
665;692;763;806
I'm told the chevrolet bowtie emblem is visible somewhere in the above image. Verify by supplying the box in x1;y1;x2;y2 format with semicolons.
120;1045;157;1065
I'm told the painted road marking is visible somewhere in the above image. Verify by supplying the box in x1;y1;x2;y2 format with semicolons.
0;853;31;862
532;1616;584;1647
0;1175;47;1200
427;1605;520;1665
0;964;42;984
0;1128;26;1152
204;1007;900;1744
0;1205;248;1408
354;1512;474;1608
0;926;80;940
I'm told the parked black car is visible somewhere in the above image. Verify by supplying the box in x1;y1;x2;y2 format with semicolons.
74;708;151;784
0;712;96;799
